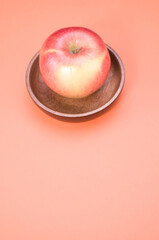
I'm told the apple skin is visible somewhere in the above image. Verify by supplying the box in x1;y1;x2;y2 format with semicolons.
39;27;111;98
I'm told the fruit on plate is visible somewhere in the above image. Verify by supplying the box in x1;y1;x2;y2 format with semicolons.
39;26;111;98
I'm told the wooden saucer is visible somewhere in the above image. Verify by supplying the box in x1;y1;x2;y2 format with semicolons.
26;45;125;118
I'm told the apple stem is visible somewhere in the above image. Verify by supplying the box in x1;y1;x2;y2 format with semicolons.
69;43;82;54
70;47;81;54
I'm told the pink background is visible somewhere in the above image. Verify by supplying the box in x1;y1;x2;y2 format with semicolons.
1;0;159;239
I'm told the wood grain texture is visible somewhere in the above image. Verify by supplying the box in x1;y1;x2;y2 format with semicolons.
26;45;124;118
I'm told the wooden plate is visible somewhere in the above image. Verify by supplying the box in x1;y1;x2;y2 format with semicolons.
26;45;125;119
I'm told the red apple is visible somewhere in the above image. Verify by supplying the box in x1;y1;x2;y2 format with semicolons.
39;27;111;98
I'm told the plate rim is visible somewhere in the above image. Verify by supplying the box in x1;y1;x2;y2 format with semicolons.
26;44;125;118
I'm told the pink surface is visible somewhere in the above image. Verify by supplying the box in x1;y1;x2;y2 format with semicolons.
1;0;159;239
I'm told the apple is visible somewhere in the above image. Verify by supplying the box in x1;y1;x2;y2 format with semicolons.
39;27;111;98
